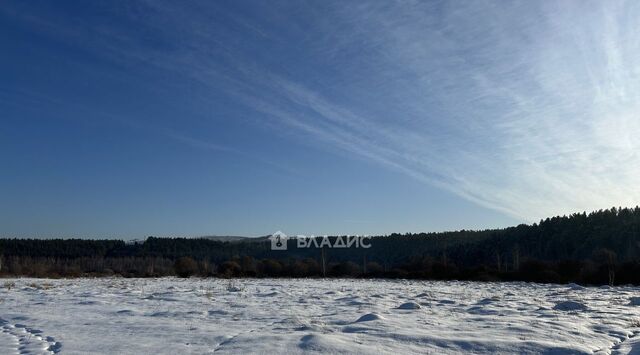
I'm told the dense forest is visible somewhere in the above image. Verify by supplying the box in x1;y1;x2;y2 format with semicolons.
1;207;640;285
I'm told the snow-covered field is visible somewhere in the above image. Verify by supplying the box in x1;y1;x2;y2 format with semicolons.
1;278;639;354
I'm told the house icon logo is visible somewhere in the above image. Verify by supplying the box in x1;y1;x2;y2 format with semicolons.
270;231;288;250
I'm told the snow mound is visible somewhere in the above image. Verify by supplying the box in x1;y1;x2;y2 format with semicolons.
476;297;499;305
397;302;421;310
115;309;136;315
355;313;384;322
256;291;278;297
298;333;377;353
567;283;585;290
553;300;587;311
628;297;640;306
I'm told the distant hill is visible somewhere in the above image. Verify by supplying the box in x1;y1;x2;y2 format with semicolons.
199;236;250;243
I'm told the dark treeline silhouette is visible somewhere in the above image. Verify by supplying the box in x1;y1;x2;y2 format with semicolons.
1;207;640;285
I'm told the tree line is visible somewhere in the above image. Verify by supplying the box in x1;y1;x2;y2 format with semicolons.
1;207;640;285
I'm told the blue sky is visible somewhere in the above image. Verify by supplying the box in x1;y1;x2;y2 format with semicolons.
1;1;638;238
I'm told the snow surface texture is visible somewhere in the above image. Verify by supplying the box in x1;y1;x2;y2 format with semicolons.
0;278;640;354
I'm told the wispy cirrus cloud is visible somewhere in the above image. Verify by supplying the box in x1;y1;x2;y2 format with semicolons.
235;1;640;220
5;0;640;221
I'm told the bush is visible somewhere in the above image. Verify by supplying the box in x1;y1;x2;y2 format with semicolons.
330;261;360;277
259;259;283;277
219;261;241;277
174;257;198;278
